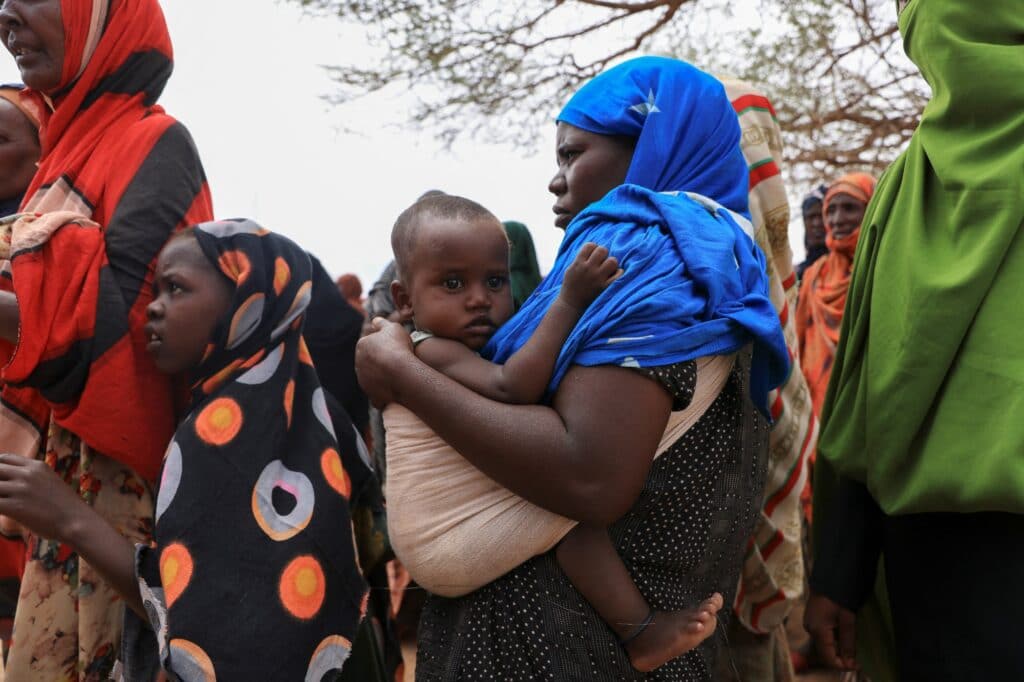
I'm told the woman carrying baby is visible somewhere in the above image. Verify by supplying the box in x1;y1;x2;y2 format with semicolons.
357;56;789;680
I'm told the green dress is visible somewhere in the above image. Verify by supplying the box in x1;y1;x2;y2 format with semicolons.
813;1;1024;678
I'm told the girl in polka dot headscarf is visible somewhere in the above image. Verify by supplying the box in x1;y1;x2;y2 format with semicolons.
0;218;367;680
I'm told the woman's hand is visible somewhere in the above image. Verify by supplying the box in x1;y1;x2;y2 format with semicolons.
804;591;858;670
355;317;416;407
0;453;146;617
0;454;88;543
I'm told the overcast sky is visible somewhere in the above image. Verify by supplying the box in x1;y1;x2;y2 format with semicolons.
1;0;805;289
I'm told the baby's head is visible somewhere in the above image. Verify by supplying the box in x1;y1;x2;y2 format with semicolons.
145;227;234;374
391;194;514;350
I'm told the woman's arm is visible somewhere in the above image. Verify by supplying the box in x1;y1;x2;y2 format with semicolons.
357;320;672;524
0;292;19;344
0;455;145;617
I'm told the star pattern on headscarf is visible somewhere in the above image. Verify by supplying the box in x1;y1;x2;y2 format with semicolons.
629;89;661;116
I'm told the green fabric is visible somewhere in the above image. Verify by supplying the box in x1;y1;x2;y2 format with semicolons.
817;0;1024;514
855;569;899;682
503;221;543;309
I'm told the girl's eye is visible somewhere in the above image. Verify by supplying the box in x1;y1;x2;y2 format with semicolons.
443;278;462;290
486;276;506;290
168;281;184;295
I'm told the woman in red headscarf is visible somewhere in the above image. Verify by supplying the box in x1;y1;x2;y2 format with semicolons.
0;1;212;677
796;173;876;418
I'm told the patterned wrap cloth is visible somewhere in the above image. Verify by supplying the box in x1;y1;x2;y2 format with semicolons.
720;78;816;637
0;1;213;678
121;220;367;680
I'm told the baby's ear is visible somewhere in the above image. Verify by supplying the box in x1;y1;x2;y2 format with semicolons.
390;280;414;322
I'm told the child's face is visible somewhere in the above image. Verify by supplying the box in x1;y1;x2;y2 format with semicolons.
145;235;234;374
395;216;514;351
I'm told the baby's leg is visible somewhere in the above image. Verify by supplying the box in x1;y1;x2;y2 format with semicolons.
556;523;723;672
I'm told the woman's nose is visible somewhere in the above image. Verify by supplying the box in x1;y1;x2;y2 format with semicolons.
548;170;566;196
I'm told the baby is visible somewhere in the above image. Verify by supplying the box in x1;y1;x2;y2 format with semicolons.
382;194;722;671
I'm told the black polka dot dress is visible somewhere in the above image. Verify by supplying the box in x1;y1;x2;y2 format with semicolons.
416;353;769;681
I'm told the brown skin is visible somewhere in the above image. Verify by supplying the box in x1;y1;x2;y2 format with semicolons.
397;214;620;404
0;453;145;617
0;0;66;93
0;98;39;204
144;234;234;375
805;594;858;670
550;123;636;229
825;192;867;240
360;121;721;670
393;216;517;352
802;201;826;252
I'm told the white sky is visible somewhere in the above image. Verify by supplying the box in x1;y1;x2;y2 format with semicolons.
1;0;806;288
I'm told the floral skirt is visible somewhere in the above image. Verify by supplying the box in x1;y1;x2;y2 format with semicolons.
4;423;153;682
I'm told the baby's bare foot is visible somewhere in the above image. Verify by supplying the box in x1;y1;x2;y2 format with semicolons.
625;593;723;672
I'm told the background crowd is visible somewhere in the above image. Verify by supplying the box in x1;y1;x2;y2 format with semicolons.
0;0;1020;681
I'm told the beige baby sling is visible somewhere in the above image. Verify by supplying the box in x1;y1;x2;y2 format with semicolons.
384;353;735;597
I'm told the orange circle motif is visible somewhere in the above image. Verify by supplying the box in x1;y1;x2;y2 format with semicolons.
320;448;351;499
279;555;326;620
218;249;251;284
160;543;194;607
195;398;243;446
168;639;216;681
274;257;291;295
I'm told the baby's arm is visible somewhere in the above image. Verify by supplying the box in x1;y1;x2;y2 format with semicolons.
417;243;620;404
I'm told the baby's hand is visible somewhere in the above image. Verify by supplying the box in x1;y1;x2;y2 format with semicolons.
559;242;621;311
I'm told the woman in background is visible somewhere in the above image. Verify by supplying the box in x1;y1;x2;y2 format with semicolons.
795;173;875;417
0;0;213;677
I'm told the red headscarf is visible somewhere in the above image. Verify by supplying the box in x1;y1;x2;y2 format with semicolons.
796;172;876;417
0;0;213;481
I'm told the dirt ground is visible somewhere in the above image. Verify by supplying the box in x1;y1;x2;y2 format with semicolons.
399;642;848;681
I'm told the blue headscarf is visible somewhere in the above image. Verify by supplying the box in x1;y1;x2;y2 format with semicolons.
483;56;789;415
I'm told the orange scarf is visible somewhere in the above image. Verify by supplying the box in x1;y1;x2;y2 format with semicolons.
797;173;876;416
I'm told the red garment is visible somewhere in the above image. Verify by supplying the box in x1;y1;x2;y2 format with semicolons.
0;0;213;482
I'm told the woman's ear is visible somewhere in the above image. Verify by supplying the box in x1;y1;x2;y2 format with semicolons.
390;279;414;323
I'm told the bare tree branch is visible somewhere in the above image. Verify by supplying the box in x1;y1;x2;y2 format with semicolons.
292;0;928;188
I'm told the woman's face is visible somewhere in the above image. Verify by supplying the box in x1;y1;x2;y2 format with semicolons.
0;0;66;93
0;99;39;202
825;192;867;240
802;202;826;251
548;123;635;229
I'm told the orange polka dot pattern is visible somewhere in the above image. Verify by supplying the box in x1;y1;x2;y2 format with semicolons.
194;397;243;446
132;221;366;680
279;555;326;620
